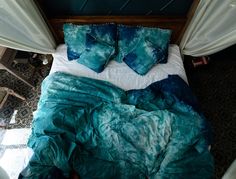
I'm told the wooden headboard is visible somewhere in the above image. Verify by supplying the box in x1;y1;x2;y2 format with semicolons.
35;0;199;45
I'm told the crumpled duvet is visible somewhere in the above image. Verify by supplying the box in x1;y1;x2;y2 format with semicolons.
19;72;214;179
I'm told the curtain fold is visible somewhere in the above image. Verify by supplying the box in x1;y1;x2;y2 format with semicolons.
180;0;236;57
0;0;56;54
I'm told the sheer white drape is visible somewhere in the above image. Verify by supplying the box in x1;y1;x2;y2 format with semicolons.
0;0;56;54
180;0;236;57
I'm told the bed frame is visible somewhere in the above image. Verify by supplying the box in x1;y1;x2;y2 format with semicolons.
35;0;199;45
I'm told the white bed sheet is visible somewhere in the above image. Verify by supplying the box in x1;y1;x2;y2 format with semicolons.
51;44;187;90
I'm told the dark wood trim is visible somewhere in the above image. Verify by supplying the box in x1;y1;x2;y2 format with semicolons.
49;16;185;23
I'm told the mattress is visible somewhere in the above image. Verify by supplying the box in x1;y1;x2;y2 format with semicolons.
50;44;187;90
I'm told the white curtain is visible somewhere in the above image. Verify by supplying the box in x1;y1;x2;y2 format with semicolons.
180;0;236;57
0;0;56;54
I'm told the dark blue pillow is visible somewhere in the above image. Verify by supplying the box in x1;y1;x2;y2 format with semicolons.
117;25;172;75
63;23;117;73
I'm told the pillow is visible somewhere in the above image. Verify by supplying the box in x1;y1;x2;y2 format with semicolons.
116;25;172;75
63;23;116;73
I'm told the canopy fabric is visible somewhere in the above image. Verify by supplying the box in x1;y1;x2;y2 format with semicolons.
1;0;235;56
0;0;56;54
180;0;236;57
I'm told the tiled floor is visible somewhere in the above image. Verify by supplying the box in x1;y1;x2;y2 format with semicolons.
0;128;32;179
0;62;50;179
0;62;50;129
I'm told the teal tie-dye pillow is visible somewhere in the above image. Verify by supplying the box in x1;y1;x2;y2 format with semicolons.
116;25;172;75
63;23;116;73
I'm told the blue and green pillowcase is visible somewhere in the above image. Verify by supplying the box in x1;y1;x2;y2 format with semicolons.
63;23;117;73
116;25;172;75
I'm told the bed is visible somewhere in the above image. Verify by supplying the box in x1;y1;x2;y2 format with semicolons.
19;1;214;178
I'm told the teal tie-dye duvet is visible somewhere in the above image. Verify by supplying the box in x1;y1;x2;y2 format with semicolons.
19;72;214;179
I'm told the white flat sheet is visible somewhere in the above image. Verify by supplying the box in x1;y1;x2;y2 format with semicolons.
51;44;187;90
